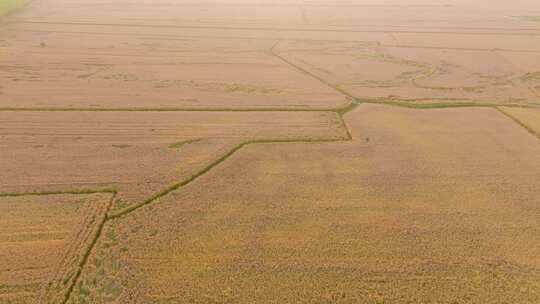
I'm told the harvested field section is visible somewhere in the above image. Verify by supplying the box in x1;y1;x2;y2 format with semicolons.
71;104;540;303
0;193;112;304
0;111;347;211
499;106;540;138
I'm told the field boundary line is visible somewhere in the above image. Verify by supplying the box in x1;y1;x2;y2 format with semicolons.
0;105;348;112
497;107;540;140
0;101;537;112
365;100;498;109
107;102;357;219
60;101;356;303
269;41;356;101
364;99;540;109
0;188;116;303
11;20;540;37
268;43;540;111
0;188;116;198
108;136;348;219
58;192;117;304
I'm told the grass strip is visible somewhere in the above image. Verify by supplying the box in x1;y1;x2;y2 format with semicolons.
370;100;495;109
0;188;117;198
168;138;202;149
0;106;347;112
0;0;26;17
108;101;357;219
60;193;117;304
108;137;346;219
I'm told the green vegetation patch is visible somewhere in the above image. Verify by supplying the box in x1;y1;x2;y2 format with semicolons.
520;72;540;82
224;83;282;95
168;138;201;149
353;49;449;88
355;50;425;69
111;144;131;149
0;0;26;17
155;79;283;95
512;16;540;22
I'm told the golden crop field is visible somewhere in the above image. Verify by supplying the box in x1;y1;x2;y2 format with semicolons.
0;193;112;303
1;0;540;303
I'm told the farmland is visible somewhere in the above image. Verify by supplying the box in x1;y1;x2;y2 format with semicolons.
499;106;540;138
71;104;540;303
0;193;113;303
0;110;347;214
1;0;540;303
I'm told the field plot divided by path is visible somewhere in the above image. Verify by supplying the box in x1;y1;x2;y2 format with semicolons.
3;0;540;109
2;1;540;303
0;110;348;212
499;106;540;138
0;0;347;109
70;104;540;303
273;40;540;106
0;193;112;304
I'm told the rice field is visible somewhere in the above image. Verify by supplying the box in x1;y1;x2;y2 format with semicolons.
1;0;540;303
